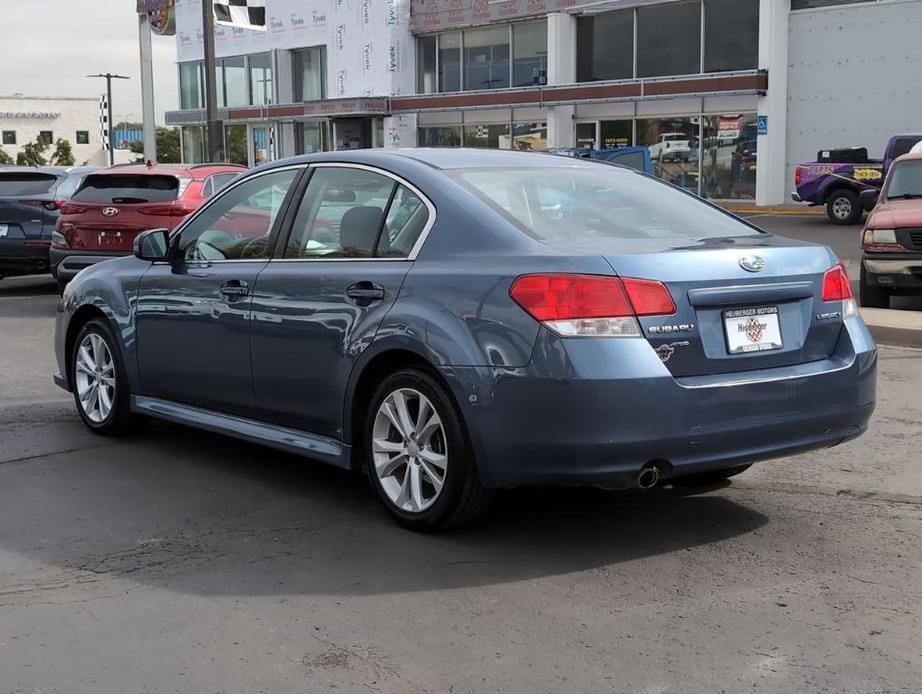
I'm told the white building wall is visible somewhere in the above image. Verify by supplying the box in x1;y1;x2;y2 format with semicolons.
0;96;109;166
786;0;922;194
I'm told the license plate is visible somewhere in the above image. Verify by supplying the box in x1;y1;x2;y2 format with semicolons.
0;224;8;238
723;306;783;354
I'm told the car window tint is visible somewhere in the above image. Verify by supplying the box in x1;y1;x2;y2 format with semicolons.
177;169;297;262
0;173;58;196
886;160;922;199
378;185;429;258
603;151;646;172
204;172;239;198
72;174;179;204
456;166;761;240
285;167;395;259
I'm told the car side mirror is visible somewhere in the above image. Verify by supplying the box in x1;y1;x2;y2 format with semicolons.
859;189;880;211
134;228;170;261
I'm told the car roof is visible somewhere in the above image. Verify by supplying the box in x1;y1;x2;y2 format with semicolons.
91;162;246;177
0;165;68;177
269;148;603;172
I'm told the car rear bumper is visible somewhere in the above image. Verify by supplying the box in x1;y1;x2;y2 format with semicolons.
790;191;803;203
863;255;922;291
444;316;877;489
50;248;126;280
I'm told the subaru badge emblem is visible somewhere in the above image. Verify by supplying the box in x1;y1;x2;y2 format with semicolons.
739;255;765;273
102;207;119;217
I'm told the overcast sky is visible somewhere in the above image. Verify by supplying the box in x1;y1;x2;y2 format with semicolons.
0;0;179;124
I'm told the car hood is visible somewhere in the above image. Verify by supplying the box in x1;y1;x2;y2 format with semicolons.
867;199;922;228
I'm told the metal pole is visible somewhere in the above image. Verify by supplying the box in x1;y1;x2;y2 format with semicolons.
106;75;115;165
202;0;223;162
138;13;158;163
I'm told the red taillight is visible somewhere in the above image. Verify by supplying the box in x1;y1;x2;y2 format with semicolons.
60;202;87;215
138;204;175;216
172;201;197;216
44;199;64;211
821;262;853;301
794;167;803;187
510;273;675;327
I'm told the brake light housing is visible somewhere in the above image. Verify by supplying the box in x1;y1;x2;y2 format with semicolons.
509;274;675;337
822;262;853;302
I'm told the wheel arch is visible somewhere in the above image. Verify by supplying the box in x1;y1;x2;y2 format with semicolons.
65;304;111;374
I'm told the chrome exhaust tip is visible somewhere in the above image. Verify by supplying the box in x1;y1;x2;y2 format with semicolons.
637;465;660;490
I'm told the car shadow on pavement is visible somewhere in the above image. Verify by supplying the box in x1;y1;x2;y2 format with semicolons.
0;418;768;599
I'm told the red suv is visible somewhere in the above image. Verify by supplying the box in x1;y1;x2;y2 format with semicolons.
51;163;245;291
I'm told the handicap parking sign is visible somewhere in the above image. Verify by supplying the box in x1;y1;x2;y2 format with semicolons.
757;115;768;136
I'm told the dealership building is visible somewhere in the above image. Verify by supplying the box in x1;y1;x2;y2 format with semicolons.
165;0;922;205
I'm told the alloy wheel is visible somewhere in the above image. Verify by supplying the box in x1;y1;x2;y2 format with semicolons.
372;387;448;513
74;333;116;424
833;197;852;220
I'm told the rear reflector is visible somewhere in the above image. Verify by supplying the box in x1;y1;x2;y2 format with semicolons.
821;262;853;301
510;274;675;337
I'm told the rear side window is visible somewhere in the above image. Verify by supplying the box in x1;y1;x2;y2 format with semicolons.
72;174;179;204
0;173;58;196
456;166;760;241
52;175;86;201
203;172;239;198
891;138;921;160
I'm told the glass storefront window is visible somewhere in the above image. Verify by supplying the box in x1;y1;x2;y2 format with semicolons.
576;122;597;149
418;126;462;147
637;1;702;78
181;126;205;164
298;121;329;153
509;122;547;151
225;124;248;165
417;35;437;94
701;114;757;200
251;126;269;165
464;26;510;91
463;124;511;149
293;47;325;102
222;56;248;107
600;121;632;149
249;53;272;106
637;117;700;193
512;21;547;87
438;32;461;93
179;62;203;110
576;10;634;82
704;0;759;72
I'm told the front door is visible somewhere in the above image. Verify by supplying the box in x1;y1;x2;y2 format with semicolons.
250;164;433;438
135;167;301;415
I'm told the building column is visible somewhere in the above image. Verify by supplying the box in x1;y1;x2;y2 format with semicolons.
546;12;576;148
756;0;790;206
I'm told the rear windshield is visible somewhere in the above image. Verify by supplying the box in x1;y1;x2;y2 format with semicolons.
72;174;179;204
0;173;58;196
454;166;760;241
886;160;922;199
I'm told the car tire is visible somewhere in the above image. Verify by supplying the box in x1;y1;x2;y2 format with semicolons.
364;368;492;532
671;464;752;489
70;318;145;436
859;264;890;309
826;189;862;225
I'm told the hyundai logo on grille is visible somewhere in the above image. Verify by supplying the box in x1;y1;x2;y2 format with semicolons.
739;255;766;272
102;207;119;217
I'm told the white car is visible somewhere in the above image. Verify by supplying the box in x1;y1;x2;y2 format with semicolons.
909;140;922;155
648;133;692;162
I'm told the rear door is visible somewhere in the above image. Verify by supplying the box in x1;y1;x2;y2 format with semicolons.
0;171;60;267
249;164;432;437
62;174;183;253
135;168;301;415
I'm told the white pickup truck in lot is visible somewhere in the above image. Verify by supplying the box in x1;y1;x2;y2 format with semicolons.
648;133;692;162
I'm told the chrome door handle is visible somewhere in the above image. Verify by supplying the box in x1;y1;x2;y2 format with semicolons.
219;280;249;297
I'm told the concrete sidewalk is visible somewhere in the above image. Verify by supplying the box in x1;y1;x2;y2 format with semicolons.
860;307;922;349
719;202;825;216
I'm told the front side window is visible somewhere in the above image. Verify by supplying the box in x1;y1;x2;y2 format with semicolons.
456;166;760;241
464;26;510;91
886;161;922;200
285;167;397;259
203;172;239;198
177;169;297;261
637;1;702;78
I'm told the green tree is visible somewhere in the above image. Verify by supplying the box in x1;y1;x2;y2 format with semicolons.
16;136;48;166
50;138;75;166
0;147;13;165
127;127;182;164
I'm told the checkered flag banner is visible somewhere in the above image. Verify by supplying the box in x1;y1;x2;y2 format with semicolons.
213;0;266;31
99;94;110;150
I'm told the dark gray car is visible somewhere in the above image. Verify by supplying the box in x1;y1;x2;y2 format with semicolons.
53;150;876;531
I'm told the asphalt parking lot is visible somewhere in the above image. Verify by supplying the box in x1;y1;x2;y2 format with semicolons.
1;218;921;693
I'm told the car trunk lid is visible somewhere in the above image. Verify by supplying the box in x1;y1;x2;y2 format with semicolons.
0;172;60;240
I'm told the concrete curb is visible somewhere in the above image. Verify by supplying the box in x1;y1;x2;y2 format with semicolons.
721;205;825;216
860;308;922;349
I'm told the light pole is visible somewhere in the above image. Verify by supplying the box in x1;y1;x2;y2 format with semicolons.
86;73;130;165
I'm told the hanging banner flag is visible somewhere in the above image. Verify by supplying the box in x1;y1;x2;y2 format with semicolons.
213;0;266;31
99;94;110;151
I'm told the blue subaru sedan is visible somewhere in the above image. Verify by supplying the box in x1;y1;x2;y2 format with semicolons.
53;149;876;531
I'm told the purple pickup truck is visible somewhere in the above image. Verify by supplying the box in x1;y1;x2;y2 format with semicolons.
792;133;922;225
